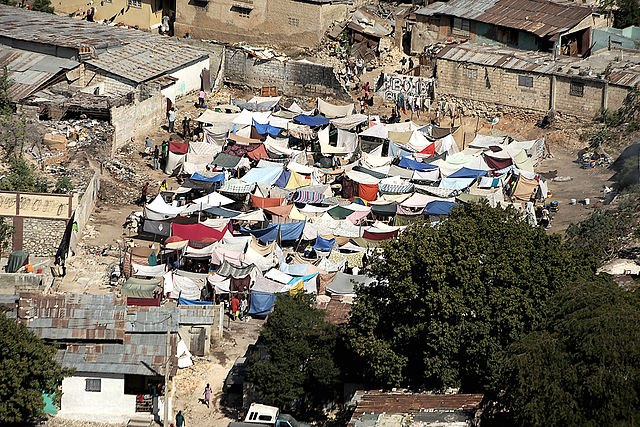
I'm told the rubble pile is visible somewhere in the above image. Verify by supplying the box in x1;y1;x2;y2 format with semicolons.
43;119;113;157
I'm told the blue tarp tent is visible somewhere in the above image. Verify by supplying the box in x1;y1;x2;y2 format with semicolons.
313;236;335;252
253;120;283;136
249;291;277;317
274;169;291;188
287;273;318;285
448;167;487;179
280;262;310;276
439;177;476;190
398;156;438;171
191;172;225;183
294;114;330;127
241;167;283;185
241;222;305;243
424;200;457;215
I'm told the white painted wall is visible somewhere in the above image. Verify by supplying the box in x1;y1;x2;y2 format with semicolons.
162;57;210;102
57;373;137;424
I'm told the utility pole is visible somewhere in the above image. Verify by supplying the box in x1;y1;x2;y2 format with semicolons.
164;314;172;426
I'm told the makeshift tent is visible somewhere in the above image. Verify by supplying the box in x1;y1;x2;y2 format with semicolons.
122;277;161;298
6;250;28;273
250;194;284;209
294;114;330;127
424;200;457;216
318;98;354;118
212;153;243;169
398;156;437;172
144;195;186;221
171;222;228;241
252;120;283;137
249;291;277;316
242;167;283;186
313;236;336;252
448;167;487;179
326;272;374;295
143;219;171;237
169;141;189;154
242;222;305;243
190;172;225;184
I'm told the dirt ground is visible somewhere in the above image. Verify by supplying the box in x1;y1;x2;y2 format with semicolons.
172;317;264;427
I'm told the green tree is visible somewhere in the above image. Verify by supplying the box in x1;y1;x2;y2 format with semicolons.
246;294;341;416
54;176;74;194
0;156;49;193
0;311;70;423
32;0;54;13
0;66;12;116
346;203;590;392
492;277;640;426
0;217;12;259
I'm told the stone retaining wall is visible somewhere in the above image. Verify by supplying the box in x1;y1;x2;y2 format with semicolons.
22;217;67;257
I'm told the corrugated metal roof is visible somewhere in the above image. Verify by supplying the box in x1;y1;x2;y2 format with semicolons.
349;391;483;424
437;43;640;87
416;0;592;37
86;39;208;84
0;46;78;100
0;4;145;50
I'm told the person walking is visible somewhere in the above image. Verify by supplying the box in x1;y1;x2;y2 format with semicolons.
175;410;185;427
203;384;212;408
168;107;176;133
230;295;240;321
153;145;160;170
140;183;149;205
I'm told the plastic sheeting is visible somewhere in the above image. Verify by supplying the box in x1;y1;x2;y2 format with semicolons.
398;156;438;171
317;98;354;118
242;221;305;243
172;222;228;241
133;263;166;277
242;167;283;186
424;200;457;215
326;272;374;295
313;236;335;252
144;195;186;221
249;292;277;316
294;114;330;127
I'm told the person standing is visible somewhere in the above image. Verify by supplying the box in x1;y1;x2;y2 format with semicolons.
153;145;160;170
145;136;153;154
140;183;149;205
198;90;206;108
230;295;240;321
159;179;168;192
240;296;248;321
175;410;185;427
161;140;168;168
203;384;212;408
168;107;176;133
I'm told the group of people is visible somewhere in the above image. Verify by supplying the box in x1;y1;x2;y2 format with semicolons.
341;57;366;93
145;137;170;171
229;294;248;321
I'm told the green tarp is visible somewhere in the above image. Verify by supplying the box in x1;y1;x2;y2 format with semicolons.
122;277;161;298
6;250;28;273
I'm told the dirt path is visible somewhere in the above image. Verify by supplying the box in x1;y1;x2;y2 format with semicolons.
172;317;264;427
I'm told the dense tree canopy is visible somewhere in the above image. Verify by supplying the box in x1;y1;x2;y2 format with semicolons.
246;295;341;416
346;203;591;392
0;312;70;423
493;278;640;426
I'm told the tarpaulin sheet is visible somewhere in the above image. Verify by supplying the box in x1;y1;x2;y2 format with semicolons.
172;223;228;241
313;236;335;252
205;206;242;218
249;292;277;316
358;183;378;201
483;154;512;170
143;219;171;237
144;195;186;221
178;298;213;305
242;222;305;243
191;172;225;183
224;142;261;157
331;114;368;129
294;114;330;127
252;276;286;293
122;278;160;298
242;167;283;185
371;203;397;216
169;141;189;154
285;171;310;189
250;193;284;209
326;272;374;295
274;169;291;188
318;98;354;118
213;153;242;169
247;144;269;161
217;260;257;279
133;263;166;277
337;129;358;152
424;200;457;215
362;229;398;240
513;175;539;201
180;178;216;192
398;156;437;171
448;167;487;179
328;206;354;220
253;120;283;136
439;177;476;190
